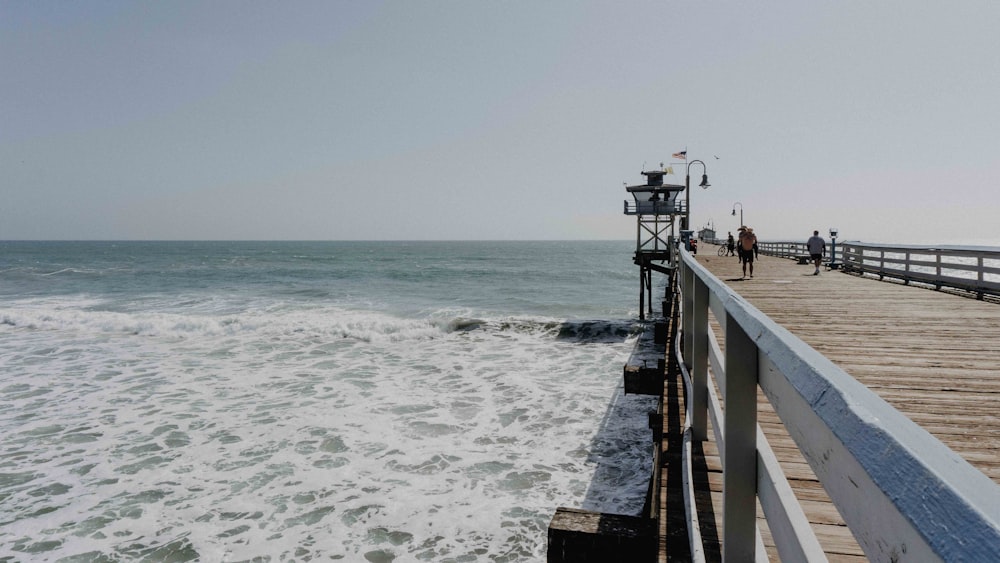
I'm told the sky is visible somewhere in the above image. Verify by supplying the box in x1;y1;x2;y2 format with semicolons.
3;1;999;244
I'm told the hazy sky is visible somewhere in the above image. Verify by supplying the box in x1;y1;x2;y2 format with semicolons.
3;2;999;243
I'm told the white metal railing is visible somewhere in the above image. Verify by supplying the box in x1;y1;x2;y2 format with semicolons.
755;240;810;260
624;200;681;215
677;247;1000;562
624;199;688;215
840;241;1000;299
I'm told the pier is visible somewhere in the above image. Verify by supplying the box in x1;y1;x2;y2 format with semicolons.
675;247;1000;561
549;246;1000;561
548;167;1000;561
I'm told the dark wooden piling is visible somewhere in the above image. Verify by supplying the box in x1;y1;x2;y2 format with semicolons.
547;508;657;562
548;269;689;562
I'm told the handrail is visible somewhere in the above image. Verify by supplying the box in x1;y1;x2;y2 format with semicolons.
677;246;1000;561
755;240;811;259
707;239;819;261
676;330;774;562
624;199;688;215
840;241;1000;299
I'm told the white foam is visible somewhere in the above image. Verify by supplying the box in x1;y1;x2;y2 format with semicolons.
0;298;653;560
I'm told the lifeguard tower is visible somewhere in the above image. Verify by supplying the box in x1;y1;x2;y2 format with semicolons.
624;169;687;320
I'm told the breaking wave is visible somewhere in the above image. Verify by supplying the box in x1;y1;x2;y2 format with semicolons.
1;300;640;347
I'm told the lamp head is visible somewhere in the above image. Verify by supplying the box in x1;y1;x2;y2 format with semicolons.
731;209;736;216
699;174;710;188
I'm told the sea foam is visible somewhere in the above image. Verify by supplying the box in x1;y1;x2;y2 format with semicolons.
1;295;655;561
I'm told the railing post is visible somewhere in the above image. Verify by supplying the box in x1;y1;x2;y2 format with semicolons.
690;273;709;441
723;312;758;563
936;252;942;290
979;256;985;300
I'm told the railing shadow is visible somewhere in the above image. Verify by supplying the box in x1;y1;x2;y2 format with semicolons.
690;440;721;560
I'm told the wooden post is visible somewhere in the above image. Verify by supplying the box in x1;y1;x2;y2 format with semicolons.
639;263;646;321
547;508;656;562
647;268;653;318
662;270;674;323
723;312;758;562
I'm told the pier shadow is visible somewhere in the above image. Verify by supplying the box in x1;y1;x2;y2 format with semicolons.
578;383;659;515
561;316;665;515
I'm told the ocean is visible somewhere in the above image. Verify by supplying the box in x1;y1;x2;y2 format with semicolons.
0;241;658;562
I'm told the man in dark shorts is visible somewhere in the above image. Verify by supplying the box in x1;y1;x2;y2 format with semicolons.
740;227;757;278
806;230;826;275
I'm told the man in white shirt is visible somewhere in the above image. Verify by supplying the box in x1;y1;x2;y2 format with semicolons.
806;230;826;275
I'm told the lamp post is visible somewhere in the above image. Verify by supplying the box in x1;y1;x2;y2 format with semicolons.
829;228;840;269
732;202;744;227
684;159;710;231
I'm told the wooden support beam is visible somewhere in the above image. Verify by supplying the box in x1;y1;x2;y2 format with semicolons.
547;508;656;562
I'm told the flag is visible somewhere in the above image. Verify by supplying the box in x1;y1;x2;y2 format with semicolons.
663;166;674;175
672;150;687;160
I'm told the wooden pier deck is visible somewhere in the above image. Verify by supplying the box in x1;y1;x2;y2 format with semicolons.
668;247;1000;561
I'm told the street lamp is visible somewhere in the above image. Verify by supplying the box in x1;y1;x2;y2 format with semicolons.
684;159;709;230
732;202;744;227
829;228;840;269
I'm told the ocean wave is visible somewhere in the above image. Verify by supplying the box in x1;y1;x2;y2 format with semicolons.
554;319;641;342
306;313;640;344
1;301;640;346
0;308;251;339
452;317;641;343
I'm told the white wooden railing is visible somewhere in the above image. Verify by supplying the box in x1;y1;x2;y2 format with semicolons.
840;241;1000;299
712;240;821;263
755;240;810;260
677;247;1000;562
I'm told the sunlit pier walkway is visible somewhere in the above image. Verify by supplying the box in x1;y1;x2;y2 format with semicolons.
675;247;1000;561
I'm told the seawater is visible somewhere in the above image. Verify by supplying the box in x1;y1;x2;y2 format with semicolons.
0;241;658;562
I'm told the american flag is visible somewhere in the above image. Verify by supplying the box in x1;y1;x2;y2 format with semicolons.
672;150;686;160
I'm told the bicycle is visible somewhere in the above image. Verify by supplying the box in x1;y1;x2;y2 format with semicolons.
717;245;728;256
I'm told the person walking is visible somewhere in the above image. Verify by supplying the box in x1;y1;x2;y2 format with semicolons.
807;230;826;275
740;227;758;278
726;232;736;256
736;226;747;262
